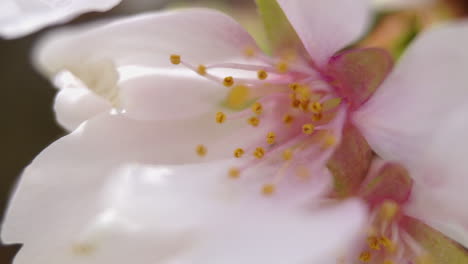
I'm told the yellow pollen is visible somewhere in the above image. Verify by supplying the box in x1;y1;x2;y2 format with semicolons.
223;76;234;87
196;144;207;157
283;114;294;124
289;83;300;91
296;86;311;101
282;149;293;161
254;147;265;159
312;112;323;122
197;65;207;75
251;102;263;115
383;260;395;264
257;70;268;80
262;184;276;196
309;102;323;113
380;201;399;220
234;148;245;158
215;112;226;124
228;168;240;179
227;85;249;108
291;99;301;108
276;61;289;73
248;116;260;127
266;132;276;145
359;251;372;262
300;100;310;112
367;236;381;251
302;124;315;135
244;46;256;57
323;97;342;111
323;134;336;148
170;54;181;65
379;236;396;253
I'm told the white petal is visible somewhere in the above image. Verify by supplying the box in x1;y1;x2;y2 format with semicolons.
277;0;371;66
52;71;112;131
7;162;368;264
1;110;267;245
353;21;468;246
0;0;120;39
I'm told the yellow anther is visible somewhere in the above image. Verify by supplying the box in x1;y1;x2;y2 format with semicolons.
254;147;265;159
283;114;294;124
244;46;256;58
323;134;336;148
296;86;311;101
228;168;240;179
227;85;249;108
323;97;342;111
248;116;260;127
302;124;315;135
379;236;396;253
300;100;310;112
311;112;323;122
234;148;245;158
383;260;395;264
380;201;399;220
170;54;181;65
262;184;276;196
289;83;300;91
251;102;263;115
291;99;301;108
197;65;207;75
215;112;226;124
276;61;289;73
257;70;268;80
309;102;323;114
266;132;276;145
223;76;234;87
359;251;372;262
367;236;381;251
196;144;207;157
282;149;293;161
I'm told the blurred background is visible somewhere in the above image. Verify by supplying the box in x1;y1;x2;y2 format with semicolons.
1;0;467;263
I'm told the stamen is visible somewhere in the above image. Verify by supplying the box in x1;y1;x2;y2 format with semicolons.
244;46;256;58
283;114;294;124
359;251;372;262
309;102;323;114
380;201;399;220
282;149;293;161
234;148;245;158
170;54;181;65
248;116;260;127
197;65;207;75
257;70;268;80
262;184;276;196
383;260;395;264
379;236;397;253
367;236;381;251
311;113;323;122
289;83;300;92
227;85;249;108
254;147;265;159
196;144;207;157
215;112;227;124
302;124;315;135
251;102;263;115
228;168;240;179
266;132;276;145
223;76;234;87
276;61;289;73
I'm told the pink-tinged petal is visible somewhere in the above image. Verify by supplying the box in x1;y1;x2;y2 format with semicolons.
353;21;468;247
401;216;468;263
277;0;372;66
327;48;394;109
327;122;373;198
372;0;436;10
34;9;259;76
6;161;368;264
1;111;268;246
359;159;413;207
118;67;228;121
52;71;112;131
0;0;121;39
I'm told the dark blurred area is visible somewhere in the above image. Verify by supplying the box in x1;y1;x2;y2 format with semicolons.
0;0;467;263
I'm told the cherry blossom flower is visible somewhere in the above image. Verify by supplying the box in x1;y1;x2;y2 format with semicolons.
2;0;468;263
0;0;121;39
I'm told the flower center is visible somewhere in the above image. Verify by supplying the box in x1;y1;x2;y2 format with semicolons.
169;47;346;196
